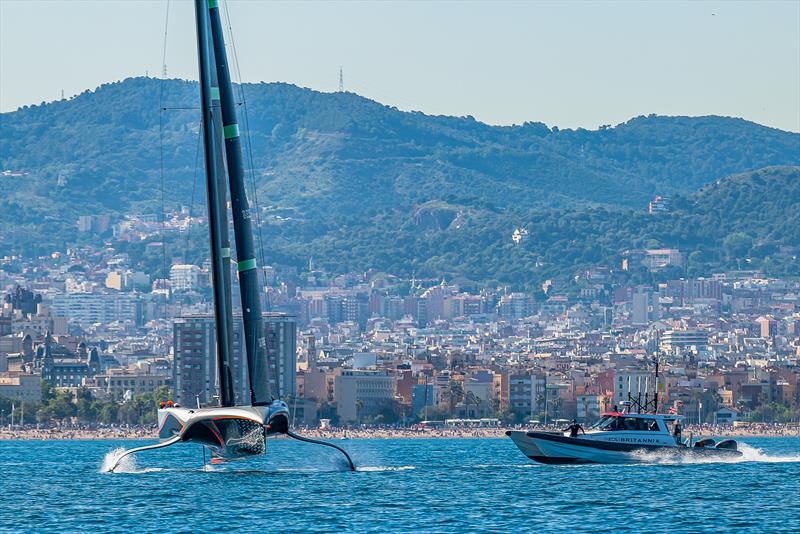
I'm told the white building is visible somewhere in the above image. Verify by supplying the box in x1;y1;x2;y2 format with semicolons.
643;249;684;271
632;291;649;325
577;394;604;421
0;372;41;403
51;293;139;326
507;372;546;419
660;329;709;352
170;264;202;292
334;369;395;423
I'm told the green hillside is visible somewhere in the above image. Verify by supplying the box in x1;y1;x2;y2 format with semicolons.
0;78;798;286
263;166;800;287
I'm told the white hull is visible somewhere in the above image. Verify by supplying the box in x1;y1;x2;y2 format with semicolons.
157;402;290;459
107;401;289;471
508;431;636;463
506;431;741;464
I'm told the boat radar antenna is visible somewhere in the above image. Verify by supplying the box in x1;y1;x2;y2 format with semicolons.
626;354;661;414
653;354;660;414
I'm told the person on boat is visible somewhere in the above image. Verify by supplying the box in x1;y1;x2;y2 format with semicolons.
673;419;683;445
564;419;586;438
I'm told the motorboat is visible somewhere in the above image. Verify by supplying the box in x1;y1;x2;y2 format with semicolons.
507;411;741;464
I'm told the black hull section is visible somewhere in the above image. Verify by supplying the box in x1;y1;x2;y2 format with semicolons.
181;417;266;460
527;456;590;465
266;413;289;435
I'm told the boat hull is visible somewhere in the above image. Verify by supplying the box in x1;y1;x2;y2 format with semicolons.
158;403;289;461
506;431;742;464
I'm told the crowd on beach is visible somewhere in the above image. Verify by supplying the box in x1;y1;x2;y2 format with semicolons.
683;423;800;438
1;421;798;441
0;424;156;441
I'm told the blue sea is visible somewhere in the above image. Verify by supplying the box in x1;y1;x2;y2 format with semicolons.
1;436;798;533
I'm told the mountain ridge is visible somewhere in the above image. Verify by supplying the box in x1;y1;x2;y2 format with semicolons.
1;78;798;285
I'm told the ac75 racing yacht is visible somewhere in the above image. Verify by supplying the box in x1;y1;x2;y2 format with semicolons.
106;0;354;472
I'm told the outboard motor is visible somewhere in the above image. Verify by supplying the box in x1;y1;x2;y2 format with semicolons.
715;439;738;451
694;438;716;448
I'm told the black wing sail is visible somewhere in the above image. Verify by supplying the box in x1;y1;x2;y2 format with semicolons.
194;0;235;407
207;0;273;405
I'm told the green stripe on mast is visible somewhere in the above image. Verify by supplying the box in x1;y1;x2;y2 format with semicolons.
223;123;240;139
237;258;256;272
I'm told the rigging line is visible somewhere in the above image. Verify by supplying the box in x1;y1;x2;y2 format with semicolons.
158;0;171;326
222;0;271;312
177;128;203;321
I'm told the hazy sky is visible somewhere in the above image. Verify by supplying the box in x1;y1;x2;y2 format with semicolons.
1;0;798;132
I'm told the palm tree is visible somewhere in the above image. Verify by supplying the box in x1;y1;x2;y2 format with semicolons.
535;394;545;422
691;390;705;424
355;399;364;424
443;381;464;419
551;398;563;421
464;391;481;419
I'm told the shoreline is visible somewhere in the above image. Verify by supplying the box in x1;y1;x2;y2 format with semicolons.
1;425;798;441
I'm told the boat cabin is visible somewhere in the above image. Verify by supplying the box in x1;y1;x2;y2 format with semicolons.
587;412;684;435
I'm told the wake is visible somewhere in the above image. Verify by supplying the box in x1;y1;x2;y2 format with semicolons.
99;447;167;473
631;442;800;465
356;465;415;472
100;446;364;474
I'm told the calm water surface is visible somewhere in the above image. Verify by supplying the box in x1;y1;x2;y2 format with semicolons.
1;437;798;533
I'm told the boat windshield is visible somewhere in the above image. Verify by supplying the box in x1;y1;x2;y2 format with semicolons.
588;415;613;430
590;416;661;432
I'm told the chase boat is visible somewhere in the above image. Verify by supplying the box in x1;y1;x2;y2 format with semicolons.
507;411;741;464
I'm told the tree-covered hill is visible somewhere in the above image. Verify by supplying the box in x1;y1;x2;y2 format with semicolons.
0;78;798;286
263;166;800;288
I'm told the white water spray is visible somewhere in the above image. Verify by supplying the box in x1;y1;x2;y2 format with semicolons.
356;465;416;472
631;442;800;465
100;447;137;473
735;442;800;463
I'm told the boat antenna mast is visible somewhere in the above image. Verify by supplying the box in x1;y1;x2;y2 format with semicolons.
627;353;661;414
653;354;660;414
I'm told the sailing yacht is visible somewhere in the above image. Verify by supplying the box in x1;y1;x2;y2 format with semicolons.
109;0;353;472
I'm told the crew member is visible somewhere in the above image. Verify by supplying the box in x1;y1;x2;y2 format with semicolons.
673;419;683;445
564;419;586;438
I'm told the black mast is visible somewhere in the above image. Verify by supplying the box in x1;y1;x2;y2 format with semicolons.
207;0;273;405
194;0;235;407
210;39;237;406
